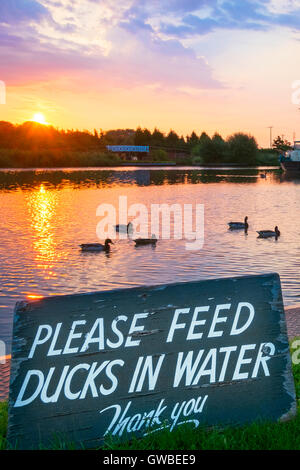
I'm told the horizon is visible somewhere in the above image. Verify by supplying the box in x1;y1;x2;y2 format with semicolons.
0;1;300;147
0;118;280;150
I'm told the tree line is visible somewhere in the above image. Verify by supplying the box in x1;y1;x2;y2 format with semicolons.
0;120;278;167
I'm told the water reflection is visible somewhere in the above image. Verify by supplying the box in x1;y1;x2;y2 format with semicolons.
0;167;280;191
0;166;299;355
26;184;58;277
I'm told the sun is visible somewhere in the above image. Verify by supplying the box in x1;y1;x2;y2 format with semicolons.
32;112;48;125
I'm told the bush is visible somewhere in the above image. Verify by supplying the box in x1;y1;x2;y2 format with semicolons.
150;149;169;161
0;149;122;168
227;133;258;165
192;156;204;165
256;150;279;166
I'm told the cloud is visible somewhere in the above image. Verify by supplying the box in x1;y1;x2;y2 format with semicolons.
0;0;300;95
0;0;48;24
0;0;224;92
143;0;300;37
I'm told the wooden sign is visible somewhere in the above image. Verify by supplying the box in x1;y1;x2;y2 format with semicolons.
7;273;296;449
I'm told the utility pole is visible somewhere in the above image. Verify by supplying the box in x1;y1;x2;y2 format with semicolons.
267;126;273;148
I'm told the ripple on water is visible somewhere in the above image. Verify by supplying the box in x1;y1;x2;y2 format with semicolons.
0;167;299;352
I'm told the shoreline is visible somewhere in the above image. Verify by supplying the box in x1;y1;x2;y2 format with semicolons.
0;164;281;171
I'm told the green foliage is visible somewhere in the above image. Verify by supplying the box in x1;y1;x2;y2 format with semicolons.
191;133;210;159
175;155;193;165
0;402;7;450
0;149;122;168
211;133;229;163
151;128;165;147
227;132;258;165
0;121;282;167
134;127;152;145
101;129;135;145
191;133;228;164
192;155;204;165
186;131;199;149
150;149;169;161
256;150;278;165
166;130;181;148
272;135;292;153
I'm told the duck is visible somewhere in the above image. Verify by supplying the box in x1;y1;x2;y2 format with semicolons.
115;222;133;234
257;226;280;239
228;216;249;230
80;238;114;252
134;234;158;246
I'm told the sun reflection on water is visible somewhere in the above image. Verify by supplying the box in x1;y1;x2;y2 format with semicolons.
26;184;59;277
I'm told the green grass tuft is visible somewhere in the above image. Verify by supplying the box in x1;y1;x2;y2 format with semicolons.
0;401;8;450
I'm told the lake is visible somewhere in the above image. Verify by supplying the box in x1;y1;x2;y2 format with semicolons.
1;166;299;353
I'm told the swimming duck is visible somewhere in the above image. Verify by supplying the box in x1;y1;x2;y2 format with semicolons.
228;216;249;230
257;226;280;239
134;234;157;246
80;238;114;252
115;222;133;234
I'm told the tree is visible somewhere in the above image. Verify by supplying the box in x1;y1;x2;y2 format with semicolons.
199;132;211;147
272;136;292;153
134;127;151;145
166;129;180;148
179;135;187;148
186;131;199;149
134;127;144;145
104;129;135;145
211;133;229;162
191;132;213;163
227;133;258;164
0;121;16;148
151;128;165;147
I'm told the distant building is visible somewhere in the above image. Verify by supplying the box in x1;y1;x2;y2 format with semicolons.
106;145;149;161
106;145;149;153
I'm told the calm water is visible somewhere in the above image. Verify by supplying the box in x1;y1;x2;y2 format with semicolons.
1;166;300;353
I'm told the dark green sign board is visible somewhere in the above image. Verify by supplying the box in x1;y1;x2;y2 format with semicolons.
7;273;296;449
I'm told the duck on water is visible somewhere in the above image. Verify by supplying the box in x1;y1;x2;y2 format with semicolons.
257;226;280;239
134;234;158;246
80;239;114;252
115;222;133;234
228;216;249;231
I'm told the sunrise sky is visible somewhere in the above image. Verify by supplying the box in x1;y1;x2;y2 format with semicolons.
1;0;300;146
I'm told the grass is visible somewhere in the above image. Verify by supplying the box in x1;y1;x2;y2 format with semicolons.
1;340;300;450
103;343;300;450
0;402;7;450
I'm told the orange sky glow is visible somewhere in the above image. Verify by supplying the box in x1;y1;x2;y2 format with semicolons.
1;0;300;146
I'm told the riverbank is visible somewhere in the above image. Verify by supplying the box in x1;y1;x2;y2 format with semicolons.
120;161;176;166
0;148;279;169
